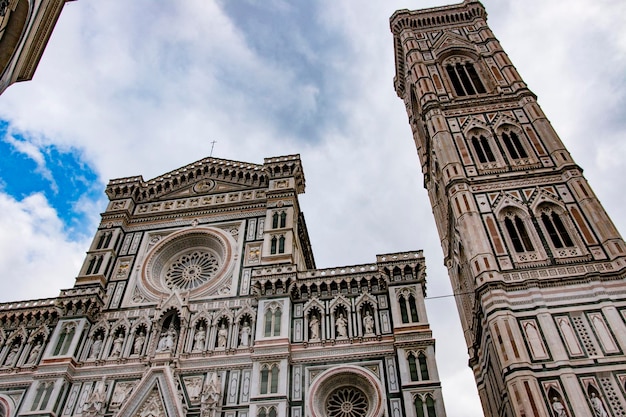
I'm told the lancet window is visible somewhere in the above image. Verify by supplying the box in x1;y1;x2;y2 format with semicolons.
415;394;437;417
53;322;76;356
471;135;496;163
31;382;54;411
272;211;287;229
408;351;429;381
445;61;486;96
538;206;574;249
399;291;419;324
260;364;279;394
270;235;285;255
264;303;282;337
504;214;534;253
501;131;528;159
96;231;113;250
86;255;104;275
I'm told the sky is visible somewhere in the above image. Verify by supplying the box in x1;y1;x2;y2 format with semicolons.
0;0;625;416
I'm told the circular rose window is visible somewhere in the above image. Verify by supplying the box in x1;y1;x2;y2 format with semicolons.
308;366;383;417
142;229;234;297
326;387;369;417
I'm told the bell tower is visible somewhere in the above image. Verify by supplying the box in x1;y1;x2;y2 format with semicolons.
391;1;626;417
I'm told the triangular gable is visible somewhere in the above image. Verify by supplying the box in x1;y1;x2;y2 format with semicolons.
432;31;475;56
106;156;268;203
157;179;256;200
117;366;185;417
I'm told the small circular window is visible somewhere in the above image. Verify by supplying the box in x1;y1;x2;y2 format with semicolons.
142;229;233;297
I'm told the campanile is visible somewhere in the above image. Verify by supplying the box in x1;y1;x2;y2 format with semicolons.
391;1;626;416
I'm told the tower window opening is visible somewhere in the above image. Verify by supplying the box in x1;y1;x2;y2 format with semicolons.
270;236;277;254
502;132;528;159
400;296;409;323
471;135;496;163
541;211;574;248
426;396;437;417
408;353;419;381
415;396;425;417
504;215;534;253
419;352;430;380
280;211;286;228
446;62;486;96
272;212;279;229
409;294;419;322
260;367;269;394
278;235;285;253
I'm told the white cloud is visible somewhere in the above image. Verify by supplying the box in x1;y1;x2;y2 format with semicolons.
0;192;88;302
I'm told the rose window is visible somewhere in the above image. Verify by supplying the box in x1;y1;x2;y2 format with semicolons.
163;250;219;290
142;229;234;298
326;387;369;417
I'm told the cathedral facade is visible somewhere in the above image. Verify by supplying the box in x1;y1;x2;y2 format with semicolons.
391;1;626;417
0;155;446;417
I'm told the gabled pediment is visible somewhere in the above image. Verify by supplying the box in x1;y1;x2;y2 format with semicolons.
106;154;306;203
157;178;257;200
432;31;476;57
117;366;185;417
106;156;268;203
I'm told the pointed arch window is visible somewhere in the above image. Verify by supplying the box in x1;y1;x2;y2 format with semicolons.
270;236;277;255
260;364;279;394
502;132;527;159
260;367;269;394
272;212;279;229
399;292;419;324
400;297;409;323
278;235;285;253
471;135;496;163
418;352;430;380
415;396;425;417
264;305;281;337
504;215;534;253
541;211;574;249
280;212;286;228
426;396;437;417
258;409;267;417
408;352;419;381
269;408;277;417
446;62;486;96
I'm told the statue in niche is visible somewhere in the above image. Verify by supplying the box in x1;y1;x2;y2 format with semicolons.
110;334;124;358
4;344;19;366
26;341;42;364
217;324;228;348
239;322;251;347
156;328;177;353
201;373;221;417
83;380;106;415
335;313;348;338
110;382;134;409
589;393;608;417
363;311;375;335
551;397;567;417
309;315;320;341
193;326;206;352
186;377;203;402
89;335;103;359
133;332;146;355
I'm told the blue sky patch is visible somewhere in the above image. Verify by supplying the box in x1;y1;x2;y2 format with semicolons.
0;121;102;236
